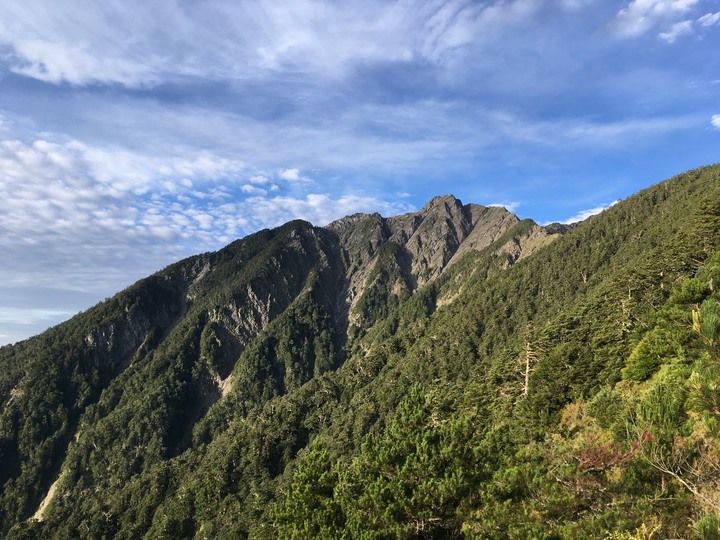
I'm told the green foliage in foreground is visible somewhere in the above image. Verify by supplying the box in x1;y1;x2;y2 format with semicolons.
274;251;720;539
1;164;719;539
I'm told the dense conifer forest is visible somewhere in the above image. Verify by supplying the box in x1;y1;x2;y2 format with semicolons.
1;165;720;538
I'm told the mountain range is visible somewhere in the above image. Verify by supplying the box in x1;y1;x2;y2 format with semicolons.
1;165;720;538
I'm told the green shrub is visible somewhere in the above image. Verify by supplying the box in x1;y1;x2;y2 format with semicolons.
694;514;720;540
587;387;625;429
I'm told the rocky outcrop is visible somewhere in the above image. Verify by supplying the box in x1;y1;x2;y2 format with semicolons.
385;196;520;285
84;318;147;369
326;195;561;322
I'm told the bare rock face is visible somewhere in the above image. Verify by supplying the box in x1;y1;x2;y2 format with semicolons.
325;195;554;320
83;261;204;372
202;225;343;378
84;317;149;369
386;196;520;286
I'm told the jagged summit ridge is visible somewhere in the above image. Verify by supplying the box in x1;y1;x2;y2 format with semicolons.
328;195;560;306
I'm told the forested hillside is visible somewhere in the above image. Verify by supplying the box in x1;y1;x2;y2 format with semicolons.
1;165;720;538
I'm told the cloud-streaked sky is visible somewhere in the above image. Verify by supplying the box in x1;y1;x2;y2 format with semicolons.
1;0;718;345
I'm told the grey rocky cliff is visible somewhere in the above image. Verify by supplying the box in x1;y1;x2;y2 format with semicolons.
325;195;554;318
83;259;206;373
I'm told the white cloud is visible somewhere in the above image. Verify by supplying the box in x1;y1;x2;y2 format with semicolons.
698;12;720;26
560;0;598;8
279;168;301;181
418;0;540;62
712;114;720;129
559;200;620;224
610;0;700;38
488;201;521;213
8;38;157;87
563;116;693;146
192;212;215;230
0;307;76;326
658;19;694;42
0;135;248;295
241;184;268;196
233;193;414;229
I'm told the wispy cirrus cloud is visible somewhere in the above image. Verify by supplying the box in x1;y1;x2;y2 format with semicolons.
6;38;158;87
610;0;700;38
491;110;697;149
0;0;542;89
609;0;720;42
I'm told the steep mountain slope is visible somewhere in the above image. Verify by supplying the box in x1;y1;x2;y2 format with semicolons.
1;164;719;538
0;197;547;537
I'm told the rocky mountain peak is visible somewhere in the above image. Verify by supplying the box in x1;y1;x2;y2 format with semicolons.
422;194;463;211
324;212;379;235
323;195;562;323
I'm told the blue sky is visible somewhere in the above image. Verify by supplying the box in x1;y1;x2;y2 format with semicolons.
0;0;719;345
